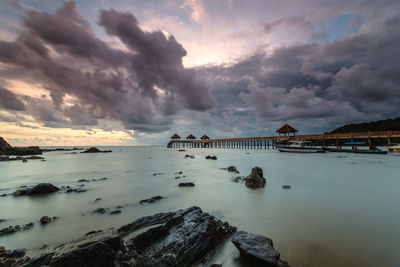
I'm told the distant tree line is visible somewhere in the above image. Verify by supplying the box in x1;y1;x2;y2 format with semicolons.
330;117;400;133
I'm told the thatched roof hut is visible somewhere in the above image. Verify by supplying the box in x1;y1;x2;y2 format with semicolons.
170;133;181;139
276;124;298;136
186;134;196;140
200;135;210;140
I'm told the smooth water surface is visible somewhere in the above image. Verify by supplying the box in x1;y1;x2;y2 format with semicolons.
0;146;399;266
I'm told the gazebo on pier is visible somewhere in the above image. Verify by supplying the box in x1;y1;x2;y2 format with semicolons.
276;124;298;137
170;133;181;140
200;135;210;140
186;134;196;140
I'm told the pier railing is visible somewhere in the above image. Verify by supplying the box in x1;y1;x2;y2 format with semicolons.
167;130;400;148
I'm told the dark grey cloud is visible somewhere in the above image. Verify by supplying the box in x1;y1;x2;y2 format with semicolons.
0;87;26;111
196;12;400;135
0;1;214;132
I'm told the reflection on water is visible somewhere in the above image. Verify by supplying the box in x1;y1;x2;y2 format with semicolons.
0;146;400;267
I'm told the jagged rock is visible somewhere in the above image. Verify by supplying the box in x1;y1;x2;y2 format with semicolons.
27;183;59;195
205;155;217;160
232;231;289;267
178;182;195;187
40;216;52;225
81;147;112;153
282;185;291;189
245;167;266;188
20;207;236;267
139;196;163;204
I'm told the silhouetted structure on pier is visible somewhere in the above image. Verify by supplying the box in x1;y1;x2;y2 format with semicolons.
167;125;400;149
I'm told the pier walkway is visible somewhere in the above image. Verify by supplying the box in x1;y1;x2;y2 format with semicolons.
167;130;400;149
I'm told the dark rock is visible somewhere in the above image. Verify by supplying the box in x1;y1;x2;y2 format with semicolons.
178;149;186;152
245;167;266;188
174;176;181;179
221;166;239;173
0;219;6;223
93;208;107;214
78;179;90;182
65;189;74;193
231;231;289;267
232;177;245;183
140;196;163;204
40;216;52;225
178;182;195;187
13;189;27;196
185;154;195;159
94;198;102;202
27;183;59;195
175;171;183;175
21;206;236;267
109;210;121;215
0;193;7;197
152;173;165;176
22;159;28;163
81;147;112;153
9;249;25;258
205;155;217;160
74;188;87;193
0;223;33;236
282;185;292;189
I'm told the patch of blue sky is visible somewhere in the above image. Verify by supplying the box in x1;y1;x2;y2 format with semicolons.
317;13;364;43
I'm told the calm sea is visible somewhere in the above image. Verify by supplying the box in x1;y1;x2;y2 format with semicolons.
0;146;399;266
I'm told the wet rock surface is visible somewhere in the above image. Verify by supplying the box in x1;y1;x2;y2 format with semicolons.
232;231;289;267
40;216;52;225
139;195;163;204
0;223;34;236
178;182;195;187
245;167;266;188
27;183;59;195
81;147;112;153
19;206;236;267
0;246;30;266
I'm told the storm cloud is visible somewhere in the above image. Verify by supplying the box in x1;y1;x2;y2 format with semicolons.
0;87;25;111
0;1;214;131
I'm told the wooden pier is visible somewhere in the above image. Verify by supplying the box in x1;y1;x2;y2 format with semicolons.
167;130;400;149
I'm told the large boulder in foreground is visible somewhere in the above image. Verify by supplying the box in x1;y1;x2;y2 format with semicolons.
245;167;266;188
27;183;59;195
232;231;289;267
20;206;236;267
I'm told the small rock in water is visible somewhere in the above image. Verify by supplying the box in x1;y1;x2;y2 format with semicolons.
27;183;59;195
0;193;7;197
81;147;112;153
74;188;87;193
22;159;28;162
94;198;102;202
40;216;52;225
232;177;245;183
232;231;289;267
205;155;217;160
179;182;195;187
140;195;164;204
109;210;121;215
0;219;6;223
78;179;90;182
245;167;266;188
185;154;195;159
175;171;183;175
178;149;186;152
282;185;291;189
93;208;107;214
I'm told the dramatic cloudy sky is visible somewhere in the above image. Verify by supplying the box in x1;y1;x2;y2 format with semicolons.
0;0;399;146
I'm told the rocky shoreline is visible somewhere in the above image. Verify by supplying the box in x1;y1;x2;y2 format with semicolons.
1;207;289;267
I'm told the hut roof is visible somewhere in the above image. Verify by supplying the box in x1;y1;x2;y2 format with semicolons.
276;124;298;133
200;135;210;140
186;134;196;139
170;133;181;139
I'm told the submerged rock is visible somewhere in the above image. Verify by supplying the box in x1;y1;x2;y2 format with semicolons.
185;154;195;159
109;210;121;215
221;166;239;173
20;206;236;267
232;231;289;267
27;183;59;195
81;147;112;153
178;182;195;187
245;167;266;188
0;223;34;236
139;195;163;204
282;185;292;189
93;208;107;214
205;155;217;160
